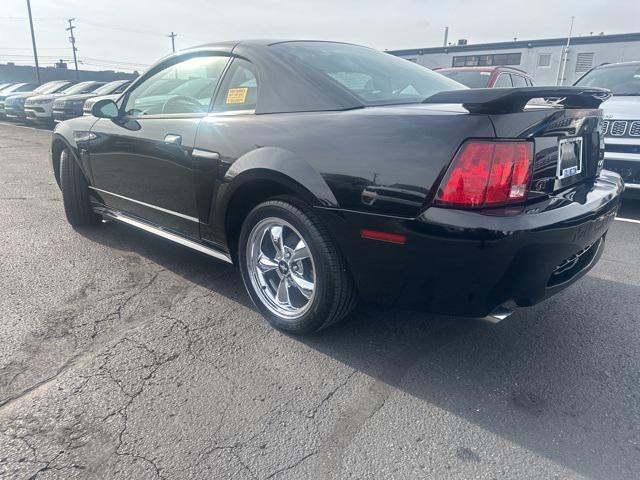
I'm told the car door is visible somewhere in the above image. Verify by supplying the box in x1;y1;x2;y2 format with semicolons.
190;58;260;246
88;53;230;239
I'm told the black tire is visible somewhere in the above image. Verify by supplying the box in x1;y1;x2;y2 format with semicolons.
59;148;100;227
238;197;357;334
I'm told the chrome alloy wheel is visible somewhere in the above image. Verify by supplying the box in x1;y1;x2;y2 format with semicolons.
246;217;316;319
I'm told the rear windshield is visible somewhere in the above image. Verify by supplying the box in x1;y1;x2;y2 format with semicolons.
575;64;640;95
438;70;492;88
273;42;465;105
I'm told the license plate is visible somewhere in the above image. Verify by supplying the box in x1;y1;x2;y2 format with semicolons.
557;137;583;179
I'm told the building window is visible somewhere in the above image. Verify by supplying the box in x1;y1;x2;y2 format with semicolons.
452;53;521;67
538;53;552;67
575;52;594;72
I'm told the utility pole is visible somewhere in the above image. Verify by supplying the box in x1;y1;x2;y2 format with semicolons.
556;16;575;85
25;0;41;83
168;32;177;53
66;18;79;80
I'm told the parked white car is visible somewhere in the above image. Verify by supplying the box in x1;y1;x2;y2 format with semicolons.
24;81;104;125
575;61;640;191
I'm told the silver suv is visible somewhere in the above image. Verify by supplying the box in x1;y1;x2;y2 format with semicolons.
575;61;640;191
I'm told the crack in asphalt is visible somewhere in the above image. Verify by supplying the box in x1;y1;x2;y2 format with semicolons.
306;369;358;419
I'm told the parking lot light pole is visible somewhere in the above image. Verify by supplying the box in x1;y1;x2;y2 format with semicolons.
26;0;41;83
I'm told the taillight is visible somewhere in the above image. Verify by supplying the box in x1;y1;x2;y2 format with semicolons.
434;140;533;208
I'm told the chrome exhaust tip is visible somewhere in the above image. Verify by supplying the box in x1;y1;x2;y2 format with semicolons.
483;304;515;324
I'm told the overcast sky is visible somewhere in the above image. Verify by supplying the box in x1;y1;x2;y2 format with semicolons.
1;0;639;72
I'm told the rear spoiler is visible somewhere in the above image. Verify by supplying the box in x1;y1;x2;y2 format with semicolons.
423;87;611;114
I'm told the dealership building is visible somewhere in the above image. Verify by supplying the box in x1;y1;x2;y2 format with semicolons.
388;32;640;86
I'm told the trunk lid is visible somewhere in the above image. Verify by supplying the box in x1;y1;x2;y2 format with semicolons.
490;107;604;200
424;87;609;201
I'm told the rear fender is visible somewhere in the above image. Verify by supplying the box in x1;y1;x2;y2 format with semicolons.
221;146;338;207
208;147;338;246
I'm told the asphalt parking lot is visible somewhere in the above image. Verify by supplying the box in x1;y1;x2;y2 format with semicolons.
0;121;639;480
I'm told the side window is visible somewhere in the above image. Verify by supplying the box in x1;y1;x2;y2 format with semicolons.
493;74;513;88
123;55;229;116
511;74;528;87
214;58;258;112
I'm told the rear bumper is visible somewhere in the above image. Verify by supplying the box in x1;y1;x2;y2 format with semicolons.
317;171;623;317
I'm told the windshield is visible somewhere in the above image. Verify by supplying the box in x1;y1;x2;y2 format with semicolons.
62;82;103;95
575;64;640;95
2;83;28;94
34;82;69;95
93;81;125;95
34;82;69;94
273;42;465;105
438;70;492;88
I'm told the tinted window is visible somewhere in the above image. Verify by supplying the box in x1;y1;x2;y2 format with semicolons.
493;74;513;88
214;58;258;112
511;75;528;87
575;64;640;95
275;42;464;106
124;55;228;116
439;70;491;88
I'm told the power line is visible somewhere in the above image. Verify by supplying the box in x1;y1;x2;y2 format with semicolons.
1;53;148;66
75;19;165;37
0;47;69;50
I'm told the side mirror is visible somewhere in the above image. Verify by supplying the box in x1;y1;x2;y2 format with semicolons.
91;98;119;119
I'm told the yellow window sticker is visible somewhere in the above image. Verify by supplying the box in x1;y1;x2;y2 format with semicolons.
226;87;248;104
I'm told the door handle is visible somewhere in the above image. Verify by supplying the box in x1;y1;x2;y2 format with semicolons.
192;149;220;161
164;134;182;145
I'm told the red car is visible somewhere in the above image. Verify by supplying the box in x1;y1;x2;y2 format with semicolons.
436;66;535;88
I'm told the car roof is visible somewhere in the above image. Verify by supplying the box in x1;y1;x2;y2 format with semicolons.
133;39;368;114
593;61;640;69
437;66;531;76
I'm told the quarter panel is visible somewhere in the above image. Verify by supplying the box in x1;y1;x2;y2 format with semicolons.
198;106;495;215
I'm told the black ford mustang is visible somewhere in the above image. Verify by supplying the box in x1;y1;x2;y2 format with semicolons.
51;40;623;333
